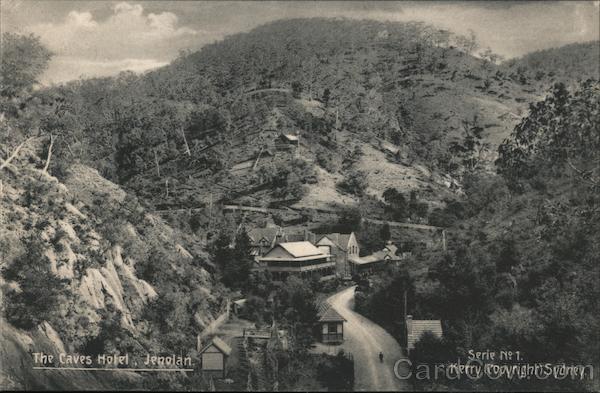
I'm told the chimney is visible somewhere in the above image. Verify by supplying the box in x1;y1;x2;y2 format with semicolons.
196;334;202;352
406;315;413;336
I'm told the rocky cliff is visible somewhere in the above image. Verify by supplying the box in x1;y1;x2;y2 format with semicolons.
0;140;223;389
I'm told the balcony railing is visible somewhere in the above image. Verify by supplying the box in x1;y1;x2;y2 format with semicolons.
322;333;344;343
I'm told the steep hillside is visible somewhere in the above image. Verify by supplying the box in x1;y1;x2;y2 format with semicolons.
353;80;600;392
32;18;540;226
0;139;224;390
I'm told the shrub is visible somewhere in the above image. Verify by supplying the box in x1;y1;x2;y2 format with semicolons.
337;170;368;196
316;351;354;391
3;235;68;329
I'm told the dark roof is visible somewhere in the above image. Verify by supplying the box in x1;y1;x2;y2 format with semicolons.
281;229;316;244
318;233;352;251
248;227;282;245
317;302;346;323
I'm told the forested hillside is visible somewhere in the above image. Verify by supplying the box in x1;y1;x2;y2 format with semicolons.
13;18;540;226
1;33;226;391
356;80;600;391
505;41;600;87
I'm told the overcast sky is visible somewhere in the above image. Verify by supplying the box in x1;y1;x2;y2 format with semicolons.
2;1;599;85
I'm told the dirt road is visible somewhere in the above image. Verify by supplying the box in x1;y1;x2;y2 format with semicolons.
327;286;412;391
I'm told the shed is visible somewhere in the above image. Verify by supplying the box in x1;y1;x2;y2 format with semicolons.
276;133;300;148
200;337;232;378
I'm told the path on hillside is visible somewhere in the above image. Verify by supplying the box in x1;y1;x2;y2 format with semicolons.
327;286;412;391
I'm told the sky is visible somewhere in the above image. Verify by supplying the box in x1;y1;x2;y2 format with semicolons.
2;0;599;85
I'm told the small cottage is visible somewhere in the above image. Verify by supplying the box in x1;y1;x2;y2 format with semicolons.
276;133;300;150
200;337;232;378
317;303;346;344
405;315;443;352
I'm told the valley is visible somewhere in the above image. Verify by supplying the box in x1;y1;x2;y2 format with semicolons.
1;11;599;392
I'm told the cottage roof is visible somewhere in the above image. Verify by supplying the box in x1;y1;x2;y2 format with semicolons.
407;320;443;349
200;337;232;356
278;241;324;258
317;302;346;323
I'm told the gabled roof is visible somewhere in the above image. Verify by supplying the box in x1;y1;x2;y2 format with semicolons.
317;233;353;251
384;243;398;255
407;320;443;349
317;302;346;323
248;227;282;244
278;241;323;258
200;337;232;356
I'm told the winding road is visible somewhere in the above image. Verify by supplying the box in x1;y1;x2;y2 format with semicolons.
327;286;412;391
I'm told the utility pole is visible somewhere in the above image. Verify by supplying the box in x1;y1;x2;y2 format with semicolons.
403;290;407;321
403;289;408;347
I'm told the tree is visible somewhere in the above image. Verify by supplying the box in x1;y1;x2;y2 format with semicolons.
479;47;504;69
291;80;303;98
316;351;354;391
2;235;68;329
337;170;368;196
322;88;331;106
212;228;252;290
495;237;519;273
449;115;485;173
456;29;478;56
497;81;600;191
409;331;455;366
380;222;391;242
382;188;407;220
0;32;53;99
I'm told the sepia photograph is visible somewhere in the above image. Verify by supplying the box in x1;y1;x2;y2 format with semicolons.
0;0;599;391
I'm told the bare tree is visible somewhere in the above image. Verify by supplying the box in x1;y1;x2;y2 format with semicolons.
1;137;33;171
42;134;54;173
